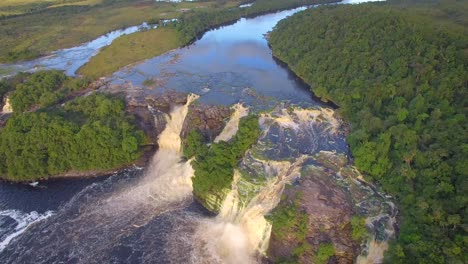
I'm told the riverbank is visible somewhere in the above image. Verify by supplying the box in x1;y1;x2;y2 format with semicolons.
0;0;244;63
77;27;183;78
0;146;155;183
77;0;339;78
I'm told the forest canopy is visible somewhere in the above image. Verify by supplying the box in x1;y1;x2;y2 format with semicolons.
8;70;90;112
185;115;260;212
0;72;143;181
269;1;467;263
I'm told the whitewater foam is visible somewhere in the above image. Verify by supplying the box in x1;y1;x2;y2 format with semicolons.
194;157;306;263
214;103;249;143
0;210;54;251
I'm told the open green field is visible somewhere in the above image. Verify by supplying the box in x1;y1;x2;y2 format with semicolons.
0;0;104;16
0;0;243;63
78;27;182;78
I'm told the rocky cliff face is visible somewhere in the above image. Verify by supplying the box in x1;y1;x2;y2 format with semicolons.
267;150;397;264
268;154;359;264
182;104;231;143
99;78;232;147
123;88;231;152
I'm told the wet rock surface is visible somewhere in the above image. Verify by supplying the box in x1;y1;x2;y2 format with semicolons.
122;86;231;145
268;163;358;264
267;150;397;264
258;107;396;264
182;104;231;142
123;89;186;143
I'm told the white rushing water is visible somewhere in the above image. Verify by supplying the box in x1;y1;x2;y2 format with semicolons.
0;1;395;261
103;93;200;215
0;94;200;262
1;97;12;114
0;210;54;252
214;103;249;143
193;106;309;263
193;160;306;264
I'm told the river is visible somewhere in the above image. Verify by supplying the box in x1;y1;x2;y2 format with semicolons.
0;1;390;263
0;23;156;79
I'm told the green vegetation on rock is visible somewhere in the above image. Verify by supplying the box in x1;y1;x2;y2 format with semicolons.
0;72;29;102
269;1;467;263
350;215;367;242
0;73;143;181
314;243;335;264
8;70;90;112
267;191;313;262
185;115;260;212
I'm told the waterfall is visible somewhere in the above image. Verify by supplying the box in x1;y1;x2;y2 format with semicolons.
104;93;200;212
158;93;199;152
218;170;242;220
214;103;249;143
194;157;306;263
1;96;12;113
0;94;201;263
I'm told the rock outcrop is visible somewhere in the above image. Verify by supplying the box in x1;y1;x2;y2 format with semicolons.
182;104;231;142
267;151;397;264
268;162;358;264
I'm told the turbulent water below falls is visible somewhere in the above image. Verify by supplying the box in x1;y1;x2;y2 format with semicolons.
0;94;199;263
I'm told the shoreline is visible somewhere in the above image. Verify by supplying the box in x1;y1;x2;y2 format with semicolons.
2;0;342;67
0;145;156;184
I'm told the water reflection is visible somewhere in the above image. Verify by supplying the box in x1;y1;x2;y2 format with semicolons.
112;7;319;109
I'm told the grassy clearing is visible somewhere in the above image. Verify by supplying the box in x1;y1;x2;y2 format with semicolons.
48;0;103;8
0;0;241;63
78;27;182;78
0;0;103;16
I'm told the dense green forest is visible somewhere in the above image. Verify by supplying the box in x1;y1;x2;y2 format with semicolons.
269;1;467;263
0;72;143;181
0;72;29;103
8;70;89;112
184;115;260;211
